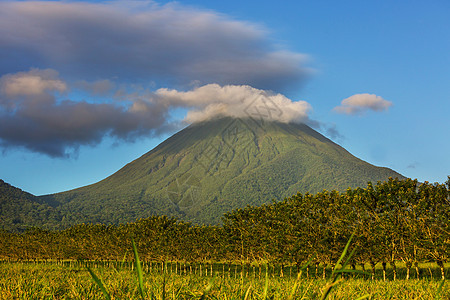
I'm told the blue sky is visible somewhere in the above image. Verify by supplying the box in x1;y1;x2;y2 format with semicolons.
0;0;449;195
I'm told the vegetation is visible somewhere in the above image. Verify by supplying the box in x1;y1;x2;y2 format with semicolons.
1;178;448;280
0;180;61;231
2;117;404;230
0;177;449;298
2;262;448;299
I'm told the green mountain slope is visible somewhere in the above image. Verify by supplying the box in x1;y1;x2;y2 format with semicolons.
39;117;404;227
0;180;60;231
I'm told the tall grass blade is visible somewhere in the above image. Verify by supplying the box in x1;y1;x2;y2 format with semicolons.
354;294;371;300
341;248;356;269
332;233;354;276
301;255;316;271
86;266;111;300
243;285;252;300
321;234;357;300
121;249;128;266
263;263;269;300
132;239;145;299
162;274;166;300
287;268;303;300
434;279;445;300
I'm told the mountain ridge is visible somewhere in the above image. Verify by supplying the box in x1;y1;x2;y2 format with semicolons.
2;117;404;230
39;117;404;226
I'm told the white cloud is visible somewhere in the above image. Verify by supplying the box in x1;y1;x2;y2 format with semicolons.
334;93;392;115
156;84;312;124
0;69;67;97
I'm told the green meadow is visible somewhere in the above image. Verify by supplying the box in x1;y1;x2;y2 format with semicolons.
0;261;448;299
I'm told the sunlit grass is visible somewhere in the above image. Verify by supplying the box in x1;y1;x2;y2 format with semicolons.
0;262;448;299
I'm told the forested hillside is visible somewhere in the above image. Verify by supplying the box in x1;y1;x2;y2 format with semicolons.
0;180;61;231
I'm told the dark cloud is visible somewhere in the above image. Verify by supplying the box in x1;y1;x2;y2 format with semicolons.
75;80;116;96
0;69;177;157
0;1;310;92
407;162;419;169
0;69;314;157
0;1;312;157
306;119;344;142
324;124;344;142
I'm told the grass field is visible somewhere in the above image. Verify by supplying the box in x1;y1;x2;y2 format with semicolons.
0;261;448;299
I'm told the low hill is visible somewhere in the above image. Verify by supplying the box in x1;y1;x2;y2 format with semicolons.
0;180;60;231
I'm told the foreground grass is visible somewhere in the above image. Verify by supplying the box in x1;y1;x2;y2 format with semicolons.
0;262;448;299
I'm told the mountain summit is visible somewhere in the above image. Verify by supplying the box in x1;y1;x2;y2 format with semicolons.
39;117;403;226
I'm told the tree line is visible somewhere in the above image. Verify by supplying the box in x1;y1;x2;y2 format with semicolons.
1;177;449;280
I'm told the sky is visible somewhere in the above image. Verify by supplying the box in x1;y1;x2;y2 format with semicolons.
0;0;449;195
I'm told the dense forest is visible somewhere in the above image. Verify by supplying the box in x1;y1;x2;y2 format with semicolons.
0;180;62;231
1;177;449;281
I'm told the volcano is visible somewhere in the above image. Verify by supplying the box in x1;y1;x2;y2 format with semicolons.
37;117;403;227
